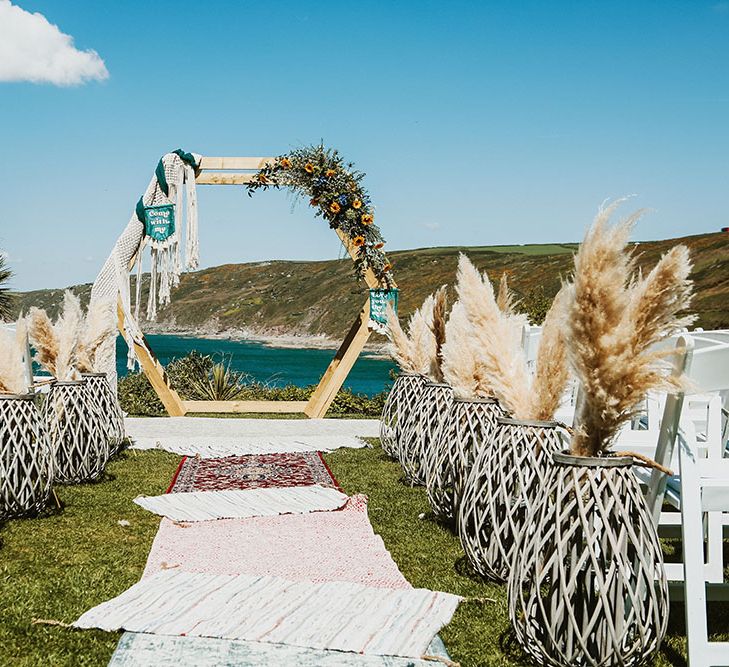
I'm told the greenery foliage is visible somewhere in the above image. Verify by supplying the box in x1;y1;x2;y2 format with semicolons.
246;144;394;287
117;351;387;417
518;286;555;325
0;252;14;321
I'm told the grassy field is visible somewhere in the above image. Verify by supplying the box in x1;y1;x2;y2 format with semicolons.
1;443;727;666
0;450;179;667
13;231;728;337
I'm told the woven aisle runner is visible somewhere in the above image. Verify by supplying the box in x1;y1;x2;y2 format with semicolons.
167;452;339;493
109;632;452;666
143;495;411;588
133;486;349;522
76;570;461;658
125;417;378;457
95;419;456;664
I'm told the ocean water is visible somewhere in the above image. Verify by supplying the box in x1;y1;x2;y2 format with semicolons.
117;334;397;396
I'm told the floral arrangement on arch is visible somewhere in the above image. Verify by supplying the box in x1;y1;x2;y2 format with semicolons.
246;144;394;287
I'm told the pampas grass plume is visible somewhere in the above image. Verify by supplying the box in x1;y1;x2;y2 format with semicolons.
430;286;448;382
54;291;82;381
527;284;571;420
457;254;531;417
441;301;480;398
568;203;694;456
28;307;58;378
77;298;116;373
409;294;438;378
0;319;28;394
386;304;415;373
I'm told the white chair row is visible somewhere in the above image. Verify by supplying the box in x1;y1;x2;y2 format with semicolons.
521;325;729;666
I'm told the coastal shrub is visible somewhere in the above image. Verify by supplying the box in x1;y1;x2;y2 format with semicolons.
117;351;388;417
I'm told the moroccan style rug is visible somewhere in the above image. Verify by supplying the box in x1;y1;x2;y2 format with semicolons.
167;452;339;493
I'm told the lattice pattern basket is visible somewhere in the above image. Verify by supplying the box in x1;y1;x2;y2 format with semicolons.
425;397;503;522
380;373;427;460
398;382;453;485
508;452;669;667
43;380;110;484
458;418;565;581
82;373;126;456
0;394;54;520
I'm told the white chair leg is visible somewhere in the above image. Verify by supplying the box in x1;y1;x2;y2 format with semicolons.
679;440;729;666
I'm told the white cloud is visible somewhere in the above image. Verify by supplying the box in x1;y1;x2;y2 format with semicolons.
423;222;441;231
0;1;108;86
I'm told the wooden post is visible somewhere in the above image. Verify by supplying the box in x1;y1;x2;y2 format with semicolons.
116;302;186;417
304;297;373;419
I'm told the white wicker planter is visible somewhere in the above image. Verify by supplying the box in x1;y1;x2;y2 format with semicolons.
43;380;109;484
458;417;565;581
399;382;453;485
380;373;427;460
82;373;126;456
0;393;54;519
425;397;503;522
508;451;669;667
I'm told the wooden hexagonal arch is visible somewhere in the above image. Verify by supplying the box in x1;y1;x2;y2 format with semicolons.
117;156;397;418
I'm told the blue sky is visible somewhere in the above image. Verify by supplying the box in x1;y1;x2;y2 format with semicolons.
1;1;727;291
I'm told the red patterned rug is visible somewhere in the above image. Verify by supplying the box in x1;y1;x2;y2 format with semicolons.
166;452;340;493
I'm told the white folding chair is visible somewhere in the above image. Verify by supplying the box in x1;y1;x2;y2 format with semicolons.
644;335;729;666
521;323;542;372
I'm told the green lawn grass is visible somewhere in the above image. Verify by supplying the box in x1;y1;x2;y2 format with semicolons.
1;443;726;666
0;450;179;667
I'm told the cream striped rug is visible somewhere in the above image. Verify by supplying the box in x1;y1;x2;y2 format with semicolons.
77;570;460;659
133;485;349;522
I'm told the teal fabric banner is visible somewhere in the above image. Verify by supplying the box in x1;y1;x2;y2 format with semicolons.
143;205;176;242
369;288;399;327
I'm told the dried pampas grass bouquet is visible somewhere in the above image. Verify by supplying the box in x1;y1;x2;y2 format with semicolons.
566;201;694;457
28;290;85;381
0;319;29;395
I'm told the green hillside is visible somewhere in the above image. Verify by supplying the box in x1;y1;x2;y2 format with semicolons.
12;233;728;339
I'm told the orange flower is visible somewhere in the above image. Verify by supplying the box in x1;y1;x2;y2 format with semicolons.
279;157;292;169
329;201;341;214
374;242;384;249
325;168;336;177
256;172;269;183
310;198;319;207
352;236;365;247
352;199;362;209
361;213;374;225
383;263;393;272
304;163;314;174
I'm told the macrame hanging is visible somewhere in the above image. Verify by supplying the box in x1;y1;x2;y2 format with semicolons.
91;150;201;380
133;149;201;322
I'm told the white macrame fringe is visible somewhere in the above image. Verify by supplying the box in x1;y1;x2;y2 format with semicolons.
184;162;199;270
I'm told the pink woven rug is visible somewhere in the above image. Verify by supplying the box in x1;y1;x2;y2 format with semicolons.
144;495;410;590
167;452;339;493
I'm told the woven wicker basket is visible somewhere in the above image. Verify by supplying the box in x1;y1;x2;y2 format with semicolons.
508;451;668;667
81;373;126;456
425;397;503;522
0;393;54;519
398;382;453;485
458;417;565;581
380;373;427;460
43;380;109;484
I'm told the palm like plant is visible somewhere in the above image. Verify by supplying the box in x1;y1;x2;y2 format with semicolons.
188;359;246;400
0;253;14;321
